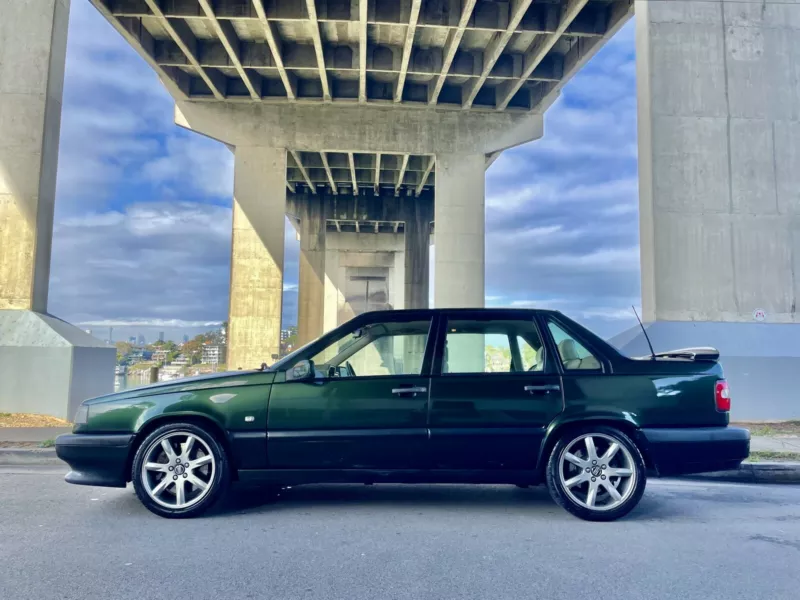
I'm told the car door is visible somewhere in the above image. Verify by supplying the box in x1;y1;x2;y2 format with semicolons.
266;313;434;470
427;311;563;470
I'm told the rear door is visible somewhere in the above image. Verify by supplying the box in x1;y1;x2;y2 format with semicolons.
267;313;434;469
427;311;563;470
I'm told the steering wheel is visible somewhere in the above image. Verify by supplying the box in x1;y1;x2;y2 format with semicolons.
346;361;356;377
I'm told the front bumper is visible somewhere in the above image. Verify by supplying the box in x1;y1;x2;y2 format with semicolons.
55;433;134;488
641;427;751;476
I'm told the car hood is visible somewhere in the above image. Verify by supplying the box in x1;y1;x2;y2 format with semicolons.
83;369;275;405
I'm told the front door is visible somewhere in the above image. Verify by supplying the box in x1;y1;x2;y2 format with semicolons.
267;315;434;469
428;311;563;470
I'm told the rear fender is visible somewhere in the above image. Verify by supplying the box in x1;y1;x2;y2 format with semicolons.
536;412;647;475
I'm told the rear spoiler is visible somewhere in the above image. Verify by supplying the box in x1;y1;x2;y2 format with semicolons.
653;347;720;361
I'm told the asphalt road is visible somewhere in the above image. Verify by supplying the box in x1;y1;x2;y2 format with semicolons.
1;468;799;600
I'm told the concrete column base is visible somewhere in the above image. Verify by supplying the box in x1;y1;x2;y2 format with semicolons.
610;321;800;421
0;310;115;420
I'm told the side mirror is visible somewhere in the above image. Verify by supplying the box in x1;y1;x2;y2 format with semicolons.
286;359;314;382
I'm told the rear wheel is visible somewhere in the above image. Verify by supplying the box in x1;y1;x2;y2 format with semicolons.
132;422;230;518
546;425;646;521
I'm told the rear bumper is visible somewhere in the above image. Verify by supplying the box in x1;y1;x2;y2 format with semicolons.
641;427;750;476
55;433;134;488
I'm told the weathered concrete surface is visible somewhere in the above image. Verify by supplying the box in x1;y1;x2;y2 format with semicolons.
227;147;286;370
0;311;115;420
434;153;486;308
177;101;544;155
297;195;327;346
637;0;800;324
2;472;800;600
403;196;432;311
0;0;69;312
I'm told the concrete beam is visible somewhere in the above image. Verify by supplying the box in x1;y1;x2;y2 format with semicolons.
496;0;590;110
358;0;368;103
320;152;337;195
252;0;297;100
429;0;478;105
395;0;422;103
297;195;327;345
290;150;316;194
348;152;359;194
462;0;534;109
395;154;409;196
416;157;435;196
304;0;331;102
143;0;225;99
197;0;260;100
374;153;381;195
175;101;544;155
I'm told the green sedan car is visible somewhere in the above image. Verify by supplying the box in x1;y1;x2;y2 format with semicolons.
56;309;750;521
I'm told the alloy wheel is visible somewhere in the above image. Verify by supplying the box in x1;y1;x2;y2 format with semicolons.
558;433;636;512
141;431;216;510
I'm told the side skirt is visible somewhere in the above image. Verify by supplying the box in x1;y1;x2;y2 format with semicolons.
237;469;542;486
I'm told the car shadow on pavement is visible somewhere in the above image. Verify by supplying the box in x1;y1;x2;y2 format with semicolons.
215;483;561;517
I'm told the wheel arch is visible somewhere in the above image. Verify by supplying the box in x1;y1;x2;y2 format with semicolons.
125;413;235;483
537;415;654;477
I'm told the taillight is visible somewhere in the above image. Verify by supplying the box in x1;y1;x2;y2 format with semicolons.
715;380;731;412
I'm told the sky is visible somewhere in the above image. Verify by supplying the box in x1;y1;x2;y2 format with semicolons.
50;2;640;344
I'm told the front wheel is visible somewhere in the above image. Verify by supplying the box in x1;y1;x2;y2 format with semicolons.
546;426;646;522
132;422;230;518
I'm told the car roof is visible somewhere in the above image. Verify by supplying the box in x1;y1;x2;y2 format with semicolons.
356;307;562;318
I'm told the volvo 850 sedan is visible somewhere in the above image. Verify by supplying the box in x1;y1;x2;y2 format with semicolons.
57;309;750;521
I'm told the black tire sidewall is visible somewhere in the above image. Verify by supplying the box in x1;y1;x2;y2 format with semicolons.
132;422;230;519
546;425;647;522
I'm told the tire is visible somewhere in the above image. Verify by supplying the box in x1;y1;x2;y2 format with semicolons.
132;422;230;518
546;425;646;522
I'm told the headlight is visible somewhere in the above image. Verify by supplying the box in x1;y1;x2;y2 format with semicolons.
73;405;89;425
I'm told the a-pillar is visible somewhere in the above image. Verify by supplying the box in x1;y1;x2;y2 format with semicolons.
617;1;800;420
228;147;286;370
403;193;433;310
0;0;115;418
297;195;327;346
434;154;486;308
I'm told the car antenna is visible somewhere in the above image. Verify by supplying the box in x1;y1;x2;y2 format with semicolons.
632;305;656;360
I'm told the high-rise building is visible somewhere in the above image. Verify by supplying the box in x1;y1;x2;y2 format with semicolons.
158;331;165;342
108;327;113;343
128;336;136;344
183;334;189;344
137;334;145;346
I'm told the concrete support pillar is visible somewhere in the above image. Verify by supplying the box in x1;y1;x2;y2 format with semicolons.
228;147;286;370
0;0;69;311
434;154;485;308
403;195;432;309
297;196;327;346
636;0;800;324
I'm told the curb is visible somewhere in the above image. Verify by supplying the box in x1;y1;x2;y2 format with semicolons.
0;448;62;466
677;462;800;485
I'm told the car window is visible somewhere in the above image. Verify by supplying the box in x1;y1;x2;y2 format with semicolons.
547;320;601;371
309;319;431;378
517;335;543;372
443;319;545;374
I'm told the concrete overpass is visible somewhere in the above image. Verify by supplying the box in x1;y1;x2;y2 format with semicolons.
1;0;799;419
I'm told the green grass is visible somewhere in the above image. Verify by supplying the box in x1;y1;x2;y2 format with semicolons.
750;425;775;436
748;450;800;463
0;413;11;418
38;439;55;448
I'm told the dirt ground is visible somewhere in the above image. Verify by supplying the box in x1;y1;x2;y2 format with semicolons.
733;421;800;436
0;413;71;428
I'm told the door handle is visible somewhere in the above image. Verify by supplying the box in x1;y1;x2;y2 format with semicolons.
524;384;560;394
392;386;427;395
